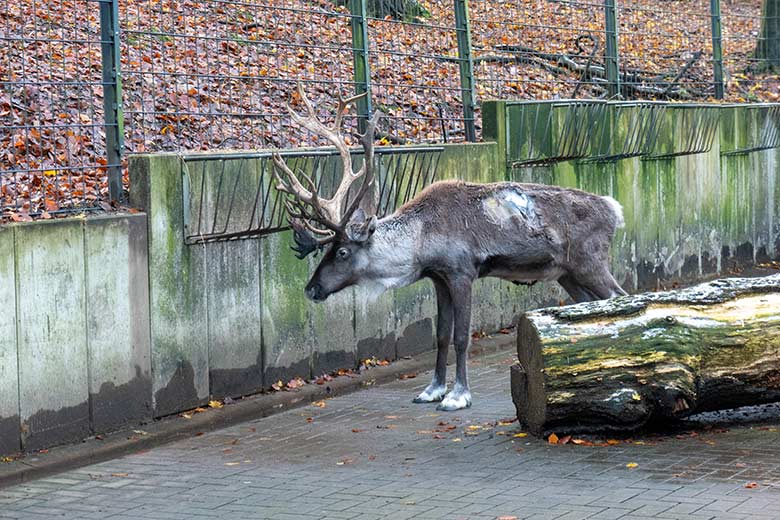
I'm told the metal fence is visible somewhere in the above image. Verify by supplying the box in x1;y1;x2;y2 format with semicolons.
1;0;777;219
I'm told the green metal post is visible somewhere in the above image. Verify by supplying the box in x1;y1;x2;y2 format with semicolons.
349;0;372;133
454;0;477;142
98;0;124;202
604;0;621;99
710;0;725;99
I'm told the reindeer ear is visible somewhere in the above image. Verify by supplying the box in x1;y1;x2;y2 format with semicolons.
346;208;377;243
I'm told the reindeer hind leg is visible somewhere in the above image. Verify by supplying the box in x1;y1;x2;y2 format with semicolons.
437;277;473;411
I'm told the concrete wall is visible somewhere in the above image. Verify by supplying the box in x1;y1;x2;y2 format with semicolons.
0;215;151;455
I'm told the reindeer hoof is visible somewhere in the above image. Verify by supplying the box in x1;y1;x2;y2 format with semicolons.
412;384;447;403
436;390;472;411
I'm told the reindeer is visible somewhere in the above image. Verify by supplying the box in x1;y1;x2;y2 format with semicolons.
272;86;626;411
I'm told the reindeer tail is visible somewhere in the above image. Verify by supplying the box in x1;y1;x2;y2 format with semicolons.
602;196;625;229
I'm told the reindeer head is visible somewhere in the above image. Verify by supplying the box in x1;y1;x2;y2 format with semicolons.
272;84;381;302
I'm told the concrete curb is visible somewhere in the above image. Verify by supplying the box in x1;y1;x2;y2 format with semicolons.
0;333;516;489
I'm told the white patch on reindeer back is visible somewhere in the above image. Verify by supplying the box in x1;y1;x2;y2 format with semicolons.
483;190;538;228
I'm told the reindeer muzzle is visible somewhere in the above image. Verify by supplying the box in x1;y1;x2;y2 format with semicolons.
305;283;327;302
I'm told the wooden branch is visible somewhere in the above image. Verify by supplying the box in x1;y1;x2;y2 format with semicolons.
511;275;780;436
478;43;709;100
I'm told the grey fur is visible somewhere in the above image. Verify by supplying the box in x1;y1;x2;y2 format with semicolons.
302;180;626;410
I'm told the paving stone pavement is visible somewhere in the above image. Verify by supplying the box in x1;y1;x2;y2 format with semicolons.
1;343;779;520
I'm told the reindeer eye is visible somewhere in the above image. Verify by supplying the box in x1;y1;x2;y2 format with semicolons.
336;247;350;260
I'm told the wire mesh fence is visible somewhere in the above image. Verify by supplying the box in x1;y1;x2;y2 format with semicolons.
0;0;118;219
470;0;607;100
366;2;468;143
1;0;779;221
617;0;715;100
121;0;361;154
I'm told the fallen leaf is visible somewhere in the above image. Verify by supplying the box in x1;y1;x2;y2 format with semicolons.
351;429;363;433
398;372;417;380
111;473;129;477
224;462;240;466
513;432;528;438
312;400;326;408
631;392;641;401
626;462;638;468
286;377;306;390
559;435;571;445
548;433;559;444
606;439;621;445
452;438;462;442
744;481;759;489
208;400;223;409
572;439;594;446
498;516;518;520
315;374;333;385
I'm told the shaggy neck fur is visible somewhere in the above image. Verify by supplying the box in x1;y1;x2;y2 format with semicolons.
360;212;423;293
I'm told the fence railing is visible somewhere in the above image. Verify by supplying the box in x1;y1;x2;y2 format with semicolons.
1;0;777;220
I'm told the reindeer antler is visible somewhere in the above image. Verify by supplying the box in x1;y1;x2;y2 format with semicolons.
272;83;381;257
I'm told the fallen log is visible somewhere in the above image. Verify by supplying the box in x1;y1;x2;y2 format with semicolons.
511;275;780;436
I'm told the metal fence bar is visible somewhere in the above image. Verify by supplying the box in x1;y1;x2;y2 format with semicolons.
710;0;725;99
604;0;621;98
350;0;372;132
98;0;124;201
454;0;477;142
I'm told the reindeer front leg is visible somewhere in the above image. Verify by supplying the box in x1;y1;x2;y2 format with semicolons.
413;279;453;403
437;278;473;411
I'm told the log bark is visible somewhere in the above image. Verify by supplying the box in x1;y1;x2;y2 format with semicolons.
511;275;780;436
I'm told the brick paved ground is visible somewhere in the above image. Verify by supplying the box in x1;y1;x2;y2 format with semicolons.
1;343;779;520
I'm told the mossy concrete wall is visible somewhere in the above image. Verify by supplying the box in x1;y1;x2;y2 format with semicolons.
0;214;151;456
